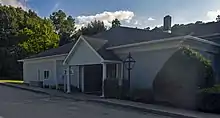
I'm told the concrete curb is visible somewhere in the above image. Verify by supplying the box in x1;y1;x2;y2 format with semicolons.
0;83;197;118
0;83;49;95
89;99;197;118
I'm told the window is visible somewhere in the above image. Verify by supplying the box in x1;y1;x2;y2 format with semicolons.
44;70;50;79
107;64;117;78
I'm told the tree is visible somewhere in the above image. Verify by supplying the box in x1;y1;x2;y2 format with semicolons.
18;18;59;54
144;27;150;30
0;5;59;78
75;20;106;38
50;10;76;46
195;21;203;24
217;15;220;22
151;26;163;32
112;18;121;28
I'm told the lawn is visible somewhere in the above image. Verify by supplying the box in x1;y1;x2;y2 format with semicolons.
0;80;24;84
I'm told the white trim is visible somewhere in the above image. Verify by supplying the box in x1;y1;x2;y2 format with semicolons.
107;35;189;50
54;60;58;89
116;64;119;78
81;66;84;92
199;33;220;38
43;69;50;80
63;36;82;65
188;36;220;47
63;36;104;65
102;60;122;63
18;53;68;62
77;66;80;89
81;36;104;62
107;35;220;50
102;63;107;96
114;39;181;54
66;66;71;93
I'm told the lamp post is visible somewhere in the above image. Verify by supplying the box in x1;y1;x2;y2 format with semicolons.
123;52;136;90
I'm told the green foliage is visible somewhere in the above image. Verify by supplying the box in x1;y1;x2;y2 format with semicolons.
112;18;121;28
217;15;220;22
0;5;59;78
180;46;213;82
50;10;76;46
75;20;106;38
18;18;59;54
202;84;220;93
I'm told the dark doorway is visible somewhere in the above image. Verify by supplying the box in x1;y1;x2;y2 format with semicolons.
84;64;102;95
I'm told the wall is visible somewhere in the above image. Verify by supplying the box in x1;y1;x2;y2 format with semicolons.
117;48;177;89
68;40;102;65
70;65;80;88
23;60;55;84
113;38;220;90
56;60;80;88
56;60;67;84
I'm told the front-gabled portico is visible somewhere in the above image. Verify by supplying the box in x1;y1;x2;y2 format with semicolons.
63;36;122;96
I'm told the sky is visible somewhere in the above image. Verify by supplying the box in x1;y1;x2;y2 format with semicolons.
0;0;220;29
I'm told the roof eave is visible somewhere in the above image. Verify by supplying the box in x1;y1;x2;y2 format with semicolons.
18;53;68;62
107;35;189;50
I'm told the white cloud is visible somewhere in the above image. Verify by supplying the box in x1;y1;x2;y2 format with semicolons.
207;10;220;21
50;2;60;13
148;17;155;21
134;20;139;25
76;10;134;28
0;0;28;10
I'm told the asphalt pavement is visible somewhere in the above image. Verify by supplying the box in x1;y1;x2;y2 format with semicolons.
0;85;172;118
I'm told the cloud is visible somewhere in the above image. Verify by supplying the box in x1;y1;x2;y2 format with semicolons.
76;10;134;28
50;2;60;13
147;17;155;21
0;0;28;10
207;10;220;21
134;20;139;25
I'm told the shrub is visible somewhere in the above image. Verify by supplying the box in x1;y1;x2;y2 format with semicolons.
198;85;220;113
130;88;154;103
202;84;220;93
180;46;214;88
104;78;129;99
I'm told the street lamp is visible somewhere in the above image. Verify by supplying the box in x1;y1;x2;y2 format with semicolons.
123;52;136;90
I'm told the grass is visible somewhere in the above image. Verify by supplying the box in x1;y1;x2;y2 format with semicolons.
0;80;24;84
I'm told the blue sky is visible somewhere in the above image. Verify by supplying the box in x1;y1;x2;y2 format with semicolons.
1;0;220;28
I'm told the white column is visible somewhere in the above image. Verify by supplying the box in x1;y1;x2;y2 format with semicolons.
54;60;58;90
66;66;71;93
81;66;84;92
63;75;66;92
102;63;107;97
119;63;124;86
116;64;119;78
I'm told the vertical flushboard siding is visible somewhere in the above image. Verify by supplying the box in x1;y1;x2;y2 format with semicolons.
56;60;80;88
56;60;67;84
23;60;55;83
70;66;80;88
117;48;176;90
68;40;102;65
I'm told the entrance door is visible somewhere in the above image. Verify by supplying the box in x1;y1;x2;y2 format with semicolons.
84;64;102;95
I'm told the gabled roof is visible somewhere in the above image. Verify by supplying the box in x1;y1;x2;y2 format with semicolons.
23;24;220;60
25;41;75;59
83;36;121;61
92;26;181;47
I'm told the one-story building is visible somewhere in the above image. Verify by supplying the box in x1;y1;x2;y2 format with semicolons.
19;16;220;107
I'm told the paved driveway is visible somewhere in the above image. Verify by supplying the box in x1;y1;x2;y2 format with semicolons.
0;85;172;118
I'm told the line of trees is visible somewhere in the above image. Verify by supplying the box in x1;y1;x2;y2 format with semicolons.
0;5;121;79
